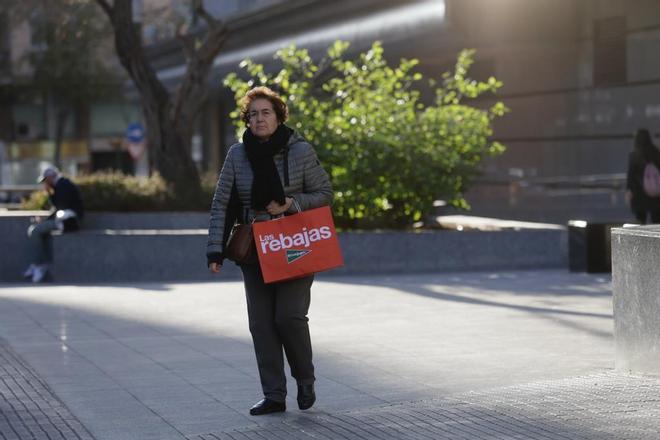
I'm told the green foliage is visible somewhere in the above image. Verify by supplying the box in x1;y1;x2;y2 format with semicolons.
224;41;507;229
21;172;215;212
21;190;50;211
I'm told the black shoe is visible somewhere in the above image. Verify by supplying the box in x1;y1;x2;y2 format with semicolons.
297;384;316;410
249;398;286;416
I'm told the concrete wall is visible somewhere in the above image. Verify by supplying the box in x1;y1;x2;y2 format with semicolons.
1;212;567;283
336;229;566;275
0;211;47;283
83;212;209;230
442;0;660;223
611;225;660;374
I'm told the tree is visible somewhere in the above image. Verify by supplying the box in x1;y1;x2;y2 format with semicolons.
26;1;119;169
1;0;120;169
95;0;228;206
224;41;508;228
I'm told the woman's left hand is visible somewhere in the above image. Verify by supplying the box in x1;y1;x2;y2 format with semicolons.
266;198;293;215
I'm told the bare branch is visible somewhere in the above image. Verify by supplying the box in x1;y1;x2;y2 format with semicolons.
193;0;220;28
100;0;170;110
92;0;203;201
177;1;226;63
177;26;196;61
196;24;228;63
172;21;228;135
95;0;113;17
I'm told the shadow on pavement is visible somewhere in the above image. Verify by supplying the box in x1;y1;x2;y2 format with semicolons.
0;272;617;440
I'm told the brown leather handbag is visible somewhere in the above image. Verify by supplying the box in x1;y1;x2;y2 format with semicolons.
225;220;257;264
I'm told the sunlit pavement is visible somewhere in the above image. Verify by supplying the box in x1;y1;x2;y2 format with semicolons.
1;270;658;439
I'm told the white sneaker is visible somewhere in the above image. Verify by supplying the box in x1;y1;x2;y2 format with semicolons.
31;265;49;283
23;264;36;279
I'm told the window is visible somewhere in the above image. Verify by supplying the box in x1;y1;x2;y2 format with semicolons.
593;16;626;86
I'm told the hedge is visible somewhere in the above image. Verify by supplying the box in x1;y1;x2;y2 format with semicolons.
21;172;216;212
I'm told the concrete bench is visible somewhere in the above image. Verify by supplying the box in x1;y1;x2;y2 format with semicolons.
52;229;237;283
82;212;209;230
612;225;660;374
1;212;568;283
51;228;568;283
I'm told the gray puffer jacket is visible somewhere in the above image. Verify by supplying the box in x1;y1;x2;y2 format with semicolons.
206;131;333;265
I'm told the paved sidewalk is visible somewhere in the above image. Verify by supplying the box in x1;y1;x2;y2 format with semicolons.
203;372;660;440
1;270;659;439
0;337;93;440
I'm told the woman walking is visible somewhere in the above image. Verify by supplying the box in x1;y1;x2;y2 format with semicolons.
207;86;333;415
626;128;660;224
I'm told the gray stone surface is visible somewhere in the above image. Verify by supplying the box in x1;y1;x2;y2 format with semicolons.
0;210;568;282
199;372;660;440
0;212;44;283
83;212;210;230
611;225;660;374
0;270;629;440
52;229;568;283
0;336;94;440
53;230;238;283
336;229;567;275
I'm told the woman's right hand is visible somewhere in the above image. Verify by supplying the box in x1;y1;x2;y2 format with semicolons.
209;262;221;273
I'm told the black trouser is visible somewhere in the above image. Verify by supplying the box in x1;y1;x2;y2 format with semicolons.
633;207;660;224
240;263;315;403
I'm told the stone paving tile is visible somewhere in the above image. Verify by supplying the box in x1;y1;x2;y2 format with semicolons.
193;372;660;440
0;337;95;440
0;271;625;439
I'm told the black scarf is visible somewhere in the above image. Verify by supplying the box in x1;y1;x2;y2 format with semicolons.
243;124;292;211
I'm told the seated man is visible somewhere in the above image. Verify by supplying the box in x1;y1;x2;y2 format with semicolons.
23;166;84;282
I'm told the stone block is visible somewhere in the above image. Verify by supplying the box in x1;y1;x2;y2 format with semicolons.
1;212;568;283
612;225;660;373
568;221;623;273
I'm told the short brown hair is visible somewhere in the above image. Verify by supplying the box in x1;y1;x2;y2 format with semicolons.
240;86;289;126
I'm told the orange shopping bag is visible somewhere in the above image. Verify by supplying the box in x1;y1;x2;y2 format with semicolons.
252;206;344;283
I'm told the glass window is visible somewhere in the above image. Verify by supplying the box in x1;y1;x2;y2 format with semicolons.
12;105;46;139
593;16;627;86
91;103;142;137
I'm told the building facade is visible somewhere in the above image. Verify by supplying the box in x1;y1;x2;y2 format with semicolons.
0;3;139;186
145;0;660;223
3;0;659;223
449;0;660;223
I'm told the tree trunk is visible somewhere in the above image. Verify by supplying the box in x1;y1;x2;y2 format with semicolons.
128;63;204;207
95;0;228;208
143;99;202;206
54;107;69;170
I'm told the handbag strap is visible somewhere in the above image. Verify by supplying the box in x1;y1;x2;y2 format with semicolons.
292;197;302;213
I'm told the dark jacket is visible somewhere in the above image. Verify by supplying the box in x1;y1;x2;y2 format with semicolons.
627;151;660;211
48;177;84;231
207;131;333;265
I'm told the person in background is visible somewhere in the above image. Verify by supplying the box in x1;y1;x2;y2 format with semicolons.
23;166;84;282
626;129;660;224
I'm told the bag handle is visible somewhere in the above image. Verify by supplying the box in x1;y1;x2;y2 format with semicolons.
269;198;302;220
